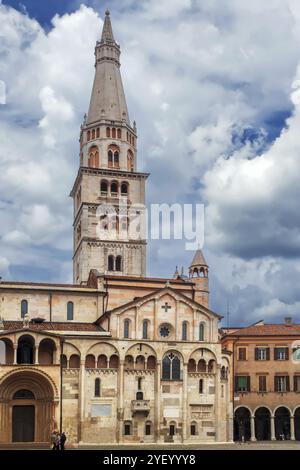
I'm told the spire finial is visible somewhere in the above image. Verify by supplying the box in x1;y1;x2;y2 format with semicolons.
101;8;115;43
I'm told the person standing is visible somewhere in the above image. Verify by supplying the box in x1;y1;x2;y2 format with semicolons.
60;432;67;451
50;430;58;450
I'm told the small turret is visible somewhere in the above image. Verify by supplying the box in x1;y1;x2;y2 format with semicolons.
189;249;209;308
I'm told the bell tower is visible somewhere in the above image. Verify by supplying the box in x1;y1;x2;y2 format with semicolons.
71;11;148;284
189;249;210;308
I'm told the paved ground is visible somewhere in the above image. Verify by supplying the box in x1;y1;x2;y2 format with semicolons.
1;441;299;450
76;441;300;450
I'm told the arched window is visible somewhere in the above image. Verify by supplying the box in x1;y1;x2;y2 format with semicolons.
162;353;181;380
95;378;101;397
199;379;204;394
115;255;122;272
136;391;143;400
69;354;80;368
108;255;114;271
87;130;91;141
106;127;110;138
92;129;95;139
117;128;121;139
143;320;148;339
101;181;108;196
85;354;95;369
112;128;116;138
96;128;100;138
111;182;118;196
67;301;74;321
108;147;120;168
124;319;130;338
21;300;28;319
169;422;176;436
127;150;134;171
88;146;99;168
199;322;205;341
145;421;152;436
124;421;132;436
191;422;198;436
13;389;35;399
121;183;128;196
182;321;188;340
97;354;107;368
17;336;34;364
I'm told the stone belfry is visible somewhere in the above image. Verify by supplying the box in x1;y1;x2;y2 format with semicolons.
71;11;148;284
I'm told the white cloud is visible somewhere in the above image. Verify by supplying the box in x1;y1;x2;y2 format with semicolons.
0;1;300;322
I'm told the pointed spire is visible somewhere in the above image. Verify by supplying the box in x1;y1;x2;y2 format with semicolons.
86;11;130;126
101;9;115;43
190;249;208;268
173;266;179;279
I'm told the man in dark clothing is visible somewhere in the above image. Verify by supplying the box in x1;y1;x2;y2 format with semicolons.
60;432;67;450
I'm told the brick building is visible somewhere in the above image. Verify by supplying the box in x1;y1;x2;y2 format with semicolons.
221;319;300;441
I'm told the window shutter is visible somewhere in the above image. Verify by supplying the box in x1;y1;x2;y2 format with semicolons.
285;348;289;360
274;376;277;392
247;376;251;392
255;348;258;360
274;348;277;360
286;376;290;392
294;376;297;392
234;376;239;392
266;348;270;360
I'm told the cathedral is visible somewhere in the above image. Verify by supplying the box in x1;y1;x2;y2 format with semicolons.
0;11;232;446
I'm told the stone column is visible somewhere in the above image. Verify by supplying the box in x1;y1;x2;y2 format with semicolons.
34;346;39;365
13;343;18;365
118;360;124;443
290;416;295;440
78;359;85;443
155;361;162;443
214;365;221;441
271;416;276;440
250;416;256;441
182;362;188;442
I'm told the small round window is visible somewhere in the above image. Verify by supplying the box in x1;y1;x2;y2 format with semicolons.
159;324;172;338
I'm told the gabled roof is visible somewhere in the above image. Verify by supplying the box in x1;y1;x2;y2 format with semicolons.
96;285;222;323
225;323;300;337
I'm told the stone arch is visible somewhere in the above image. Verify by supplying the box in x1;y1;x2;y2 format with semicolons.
86;342;118;359
189;347;218;363
254;407;271;441
125;342;157;361
0;368;57;443
274;406;291;440
38;338;56;365
294;407;300;441
234;406;251;442
17;334;35;365
0;337;14;364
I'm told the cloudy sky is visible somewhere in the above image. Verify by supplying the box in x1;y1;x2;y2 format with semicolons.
1;0;300;326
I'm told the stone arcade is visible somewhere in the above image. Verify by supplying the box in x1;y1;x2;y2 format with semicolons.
0;11;232;446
